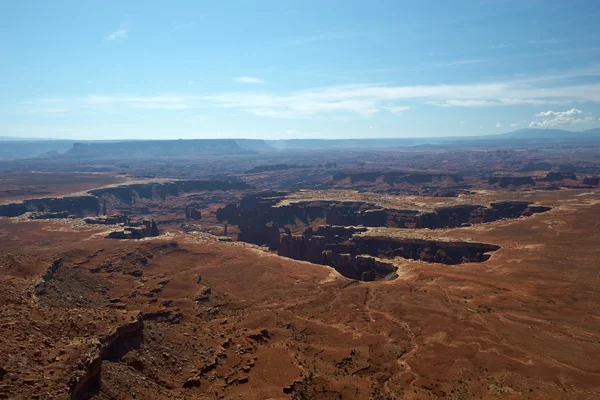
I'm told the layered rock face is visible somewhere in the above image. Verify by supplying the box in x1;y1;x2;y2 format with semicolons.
418;202;551;228
84;215;129;225
68;314;144;400
106;219;160;240
539;172;577;182
488;176;536;187
332;171;464;185
350;236;500;264
277;225;500;281
321;170;470;196
0;179;249;219
216;192;288;249
0;196;100;218
278;228;396;281
89;179;250;207
216;193;551;248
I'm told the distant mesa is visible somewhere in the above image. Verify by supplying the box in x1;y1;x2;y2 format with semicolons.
65;140;262;158
538;172;577;182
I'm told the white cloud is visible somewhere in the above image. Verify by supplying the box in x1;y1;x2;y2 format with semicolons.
535;108;582;117
460;121;465;124
529;108;595;128
384;106;410;113
233;76;266;84
107;28;128;41
509;123;518;127
496;122;502;128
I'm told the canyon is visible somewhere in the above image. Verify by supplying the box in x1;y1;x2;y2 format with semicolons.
1;138;599;399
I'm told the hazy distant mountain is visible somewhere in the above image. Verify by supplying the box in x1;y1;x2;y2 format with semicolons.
0;140;76;160
1;128;600;160
490;128;600;140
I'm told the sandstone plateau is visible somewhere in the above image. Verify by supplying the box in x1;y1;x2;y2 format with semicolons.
0;140;599;400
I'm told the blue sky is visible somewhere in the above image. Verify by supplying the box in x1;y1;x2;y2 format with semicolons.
1;0;600;140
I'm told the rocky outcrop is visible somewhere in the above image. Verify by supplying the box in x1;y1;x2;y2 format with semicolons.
84;215;129;225
106;219;160;240
218;194;551;243
416;202;551;228
583;176;599;186
539;172;577;182
68;313;143;400
488;176;536;187
279;232;396;281
323;253;397;281
0;196;100;218
89;179;250;207
239;223;281;249
350;236;500;264
277;225;500;281
29;211;73;220
189;209;202;220
32;258;63;296
332;171;463;185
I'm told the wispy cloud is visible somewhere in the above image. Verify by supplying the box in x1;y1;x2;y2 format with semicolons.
529;108;595;128
496;122;502;128
509;123;518;127
107;28;128;41
233;76;266;84
385;106;411;113
433;59;484;67
528;38;562;45
426;99;498;107
24;69;600;119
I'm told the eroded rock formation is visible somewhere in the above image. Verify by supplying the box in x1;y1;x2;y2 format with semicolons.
0;196;100;218
68;313;143;400
89;179;250;208
539;172;577;182
277;225;500;281
488;176;536;187
216;193;551;247
106;219;160;240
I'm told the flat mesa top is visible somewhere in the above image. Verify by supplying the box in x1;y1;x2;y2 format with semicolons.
274;189;577;211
